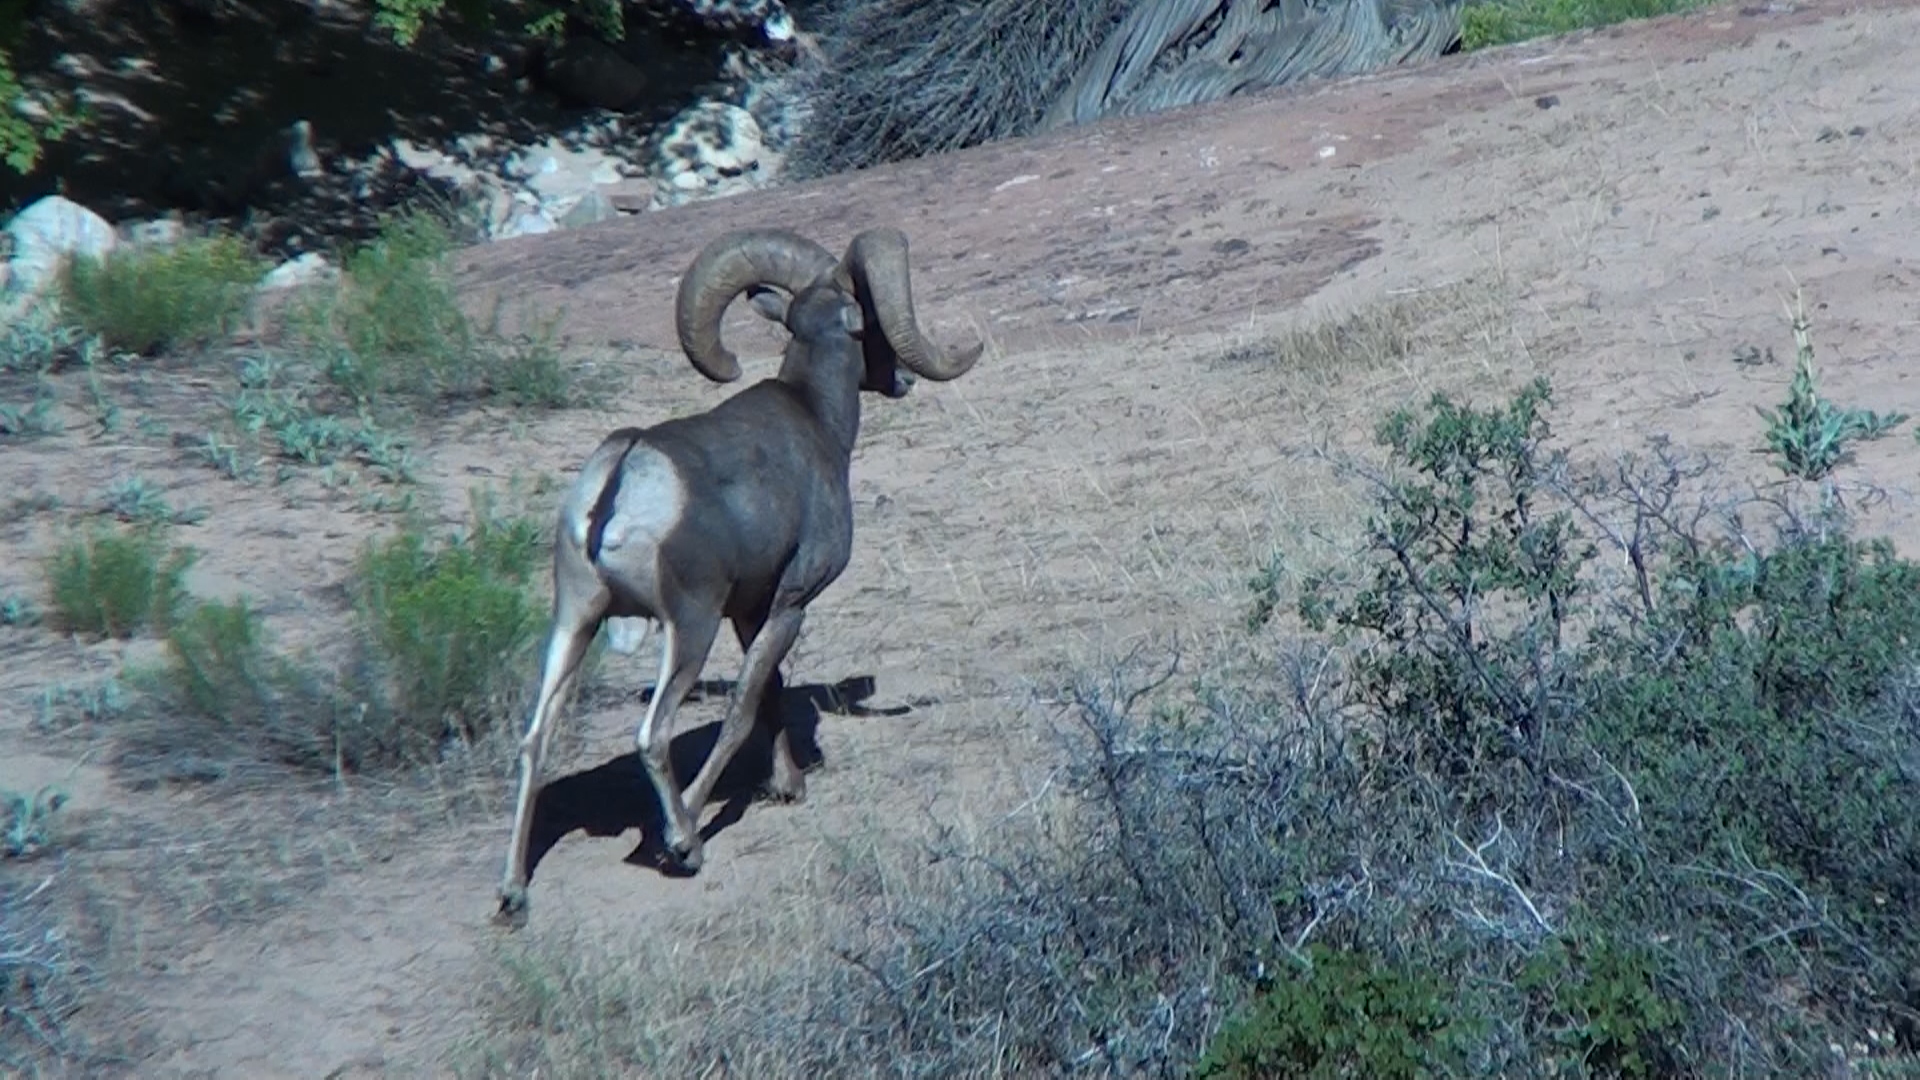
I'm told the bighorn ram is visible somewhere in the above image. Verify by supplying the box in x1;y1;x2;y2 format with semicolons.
496;226;983;922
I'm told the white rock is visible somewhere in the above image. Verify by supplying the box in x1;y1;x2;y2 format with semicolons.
259;252;338;291
122;216;186;248
499;211;556;239
527;165;591;202
559;189;619;229
539;192;585;221
478;185;518;236
391;138;447;173
654;102;766;184
5;195;117;296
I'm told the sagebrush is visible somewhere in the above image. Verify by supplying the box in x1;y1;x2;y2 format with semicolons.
59;235;267;355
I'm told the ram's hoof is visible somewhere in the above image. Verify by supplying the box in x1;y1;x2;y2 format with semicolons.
669;839;705;874
767;769;807;805
493;886;530;929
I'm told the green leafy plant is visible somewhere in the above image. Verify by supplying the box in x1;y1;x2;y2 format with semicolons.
155;597;359;773
0;47;81;174
0;380;60;437
0;302;95;374
1758;298;1908;481
102;475;175;524
1299;376;1593;789
1197;944;1481;1079
60;234;268;355
1517;932;1684;1078
2;784;68;859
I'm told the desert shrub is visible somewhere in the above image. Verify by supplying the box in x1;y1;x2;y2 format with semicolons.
0;379;61;438
145;598;359;776
1515;929;1686;1077
783;0;1134;179
346;497;550;762
289;211;576;409
59;234;267;355
44;524;194;639
139;498;554;778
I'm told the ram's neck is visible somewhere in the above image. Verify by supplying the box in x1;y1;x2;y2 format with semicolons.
778;354;862;460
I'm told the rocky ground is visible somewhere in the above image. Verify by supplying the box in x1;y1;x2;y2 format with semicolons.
1;0;814;280
3;0;1919;1074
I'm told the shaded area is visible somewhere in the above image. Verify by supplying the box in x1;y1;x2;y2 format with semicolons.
0;0;768;252
522;673;907;883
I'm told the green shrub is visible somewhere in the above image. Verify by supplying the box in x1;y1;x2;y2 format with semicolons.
287;211;575;409
1516;931;1685;1078
1273;372;1920;1070
44;524;194;638
312;211;470;403
349;497;548;761
1461;0;1719;49
154;598;353;774
142;499;552;777
1196;944;1481;1079
60;235;267;355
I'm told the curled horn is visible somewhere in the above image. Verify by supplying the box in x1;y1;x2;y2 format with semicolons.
838;228;984;382
675;228;839;382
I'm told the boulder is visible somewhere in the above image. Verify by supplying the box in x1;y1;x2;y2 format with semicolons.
259;252;338;291
652;102;772;206
5;195;118;296
559;189;621;229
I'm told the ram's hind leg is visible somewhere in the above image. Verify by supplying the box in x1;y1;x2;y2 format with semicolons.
638;606;722;872
727;611;807;804
684;606;805;817
497;586;604;925
761;654;807;805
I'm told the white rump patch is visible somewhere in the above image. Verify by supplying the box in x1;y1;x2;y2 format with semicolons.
599;445;686;555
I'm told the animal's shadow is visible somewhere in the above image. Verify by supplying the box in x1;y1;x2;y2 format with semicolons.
522;675;910;884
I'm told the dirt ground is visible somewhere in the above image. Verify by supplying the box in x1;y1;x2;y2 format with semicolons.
4;0;1920;1074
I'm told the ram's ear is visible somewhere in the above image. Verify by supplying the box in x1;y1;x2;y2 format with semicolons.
746;285;790;323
